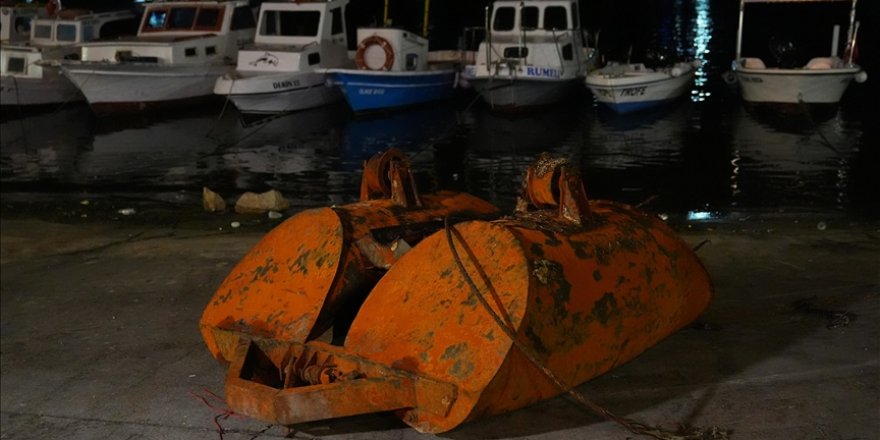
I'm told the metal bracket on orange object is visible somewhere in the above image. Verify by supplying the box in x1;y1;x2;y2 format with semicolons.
516;154;591;226
359;148;423;208
224;337;457;426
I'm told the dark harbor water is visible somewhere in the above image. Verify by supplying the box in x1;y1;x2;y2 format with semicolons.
2;0;878;223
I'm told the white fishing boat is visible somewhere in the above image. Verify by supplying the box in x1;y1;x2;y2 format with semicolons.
61;0;256;114
585;60;699;114
731;0;867;107
462;0;596;111
214;0;350;116
1;5;136;107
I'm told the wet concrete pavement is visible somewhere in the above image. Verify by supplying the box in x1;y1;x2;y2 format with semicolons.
1;210;878;440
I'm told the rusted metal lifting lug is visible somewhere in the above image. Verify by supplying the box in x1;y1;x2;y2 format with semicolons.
359;148;422;208
516;153;591;226
224;337;458;426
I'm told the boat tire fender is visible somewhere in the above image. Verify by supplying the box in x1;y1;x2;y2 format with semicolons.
356;35;394;71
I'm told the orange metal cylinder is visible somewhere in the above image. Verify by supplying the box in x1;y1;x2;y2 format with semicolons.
344;201;712;432
210;155;712;434
200;149;499;363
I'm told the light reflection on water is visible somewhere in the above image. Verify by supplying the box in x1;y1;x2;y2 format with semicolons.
1;0;874;218
1;94;869;218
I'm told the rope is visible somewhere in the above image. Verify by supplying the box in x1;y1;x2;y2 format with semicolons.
189;387;247;440
442;217;730;440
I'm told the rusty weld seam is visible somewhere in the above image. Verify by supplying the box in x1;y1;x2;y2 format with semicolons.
442;217;729;440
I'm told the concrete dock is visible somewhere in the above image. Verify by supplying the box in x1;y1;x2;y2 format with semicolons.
1;208;877;439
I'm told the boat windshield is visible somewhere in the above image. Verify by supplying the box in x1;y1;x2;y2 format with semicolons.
142;6;225;33
492;4;571;32
56;24;78;42
260;10;320;37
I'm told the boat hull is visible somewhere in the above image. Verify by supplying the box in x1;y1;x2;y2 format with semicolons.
215;70;342;115
328;69;457;112
0;69;83;107
62;62;233;112
467;75;580;110
733;64;863;104
586;65;695;113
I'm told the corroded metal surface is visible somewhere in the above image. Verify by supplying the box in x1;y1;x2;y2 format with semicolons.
200;149;499;363
208;155;713;434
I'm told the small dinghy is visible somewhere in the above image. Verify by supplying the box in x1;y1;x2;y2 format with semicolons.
585;60;699;113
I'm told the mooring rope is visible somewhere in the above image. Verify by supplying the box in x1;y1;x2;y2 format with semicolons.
443;217;730;440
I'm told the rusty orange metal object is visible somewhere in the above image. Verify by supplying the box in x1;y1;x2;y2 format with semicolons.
200;149;499;363
213;154;713;433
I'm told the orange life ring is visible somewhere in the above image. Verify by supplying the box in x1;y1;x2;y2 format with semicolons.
355;35;394;71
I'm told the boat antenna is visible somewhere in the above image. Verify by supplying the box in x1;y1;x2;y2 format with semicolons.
383;0;390;27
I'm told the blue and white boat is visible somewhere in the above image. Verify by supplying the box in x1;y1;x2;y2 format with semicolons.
585;60;699;113
327;27;457;113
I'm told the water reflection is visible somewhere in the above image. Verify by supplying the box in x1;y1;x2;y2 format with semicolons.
457;102;584;209
0;106;93;186
728;104;860;213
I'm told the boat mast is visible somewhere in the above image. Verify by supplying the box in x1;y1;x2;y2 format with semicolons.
845;0;857;64
735;0;745;61
422;0;430;37
383;0;390;26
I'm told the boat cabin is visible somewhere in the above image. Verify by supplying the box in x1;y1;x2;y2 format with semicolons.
1;8;136;80
476;0;589;74
78;0;256;66
236;0;348;73
29;9;137;48
0;4;48;42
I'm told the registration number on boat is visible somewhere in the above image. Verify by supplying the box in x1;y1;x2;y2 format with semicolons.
597;87;646;97
358;88;385;95
273;80;300;89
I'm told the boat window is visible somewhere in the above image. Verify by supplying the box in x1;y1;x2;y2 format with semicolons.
543;6;568;30
260;11;320;37
562;43;572;60
81;24;95;41
231;6;256;30
492;7;514;31
185;47;197;57
521;6;538;30
406;53;418;70
168;7;197;29
34;24;52;39
56;24;77;42
14;17;34;35
195;8;222;29
206;46;217;55
143;9;168;31
308;52;321;65
331;7;343;35
503;47;528;58
6;57;26;73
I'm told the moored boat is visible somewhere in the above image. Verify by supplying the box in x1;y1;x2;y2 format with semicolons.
327;27;458;113
730;0;867;110
585;60;699;113
213;0;351;116
462;0;597;111
60;0;256;114
1;5;136;107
